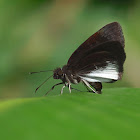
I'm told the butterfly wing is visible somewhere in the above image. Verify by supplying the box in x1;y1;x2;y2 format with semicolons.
67;22;125;69
69;41;126;83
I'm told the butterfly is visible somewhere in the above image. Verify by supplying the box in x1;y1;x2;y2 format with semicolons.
30;22;126;95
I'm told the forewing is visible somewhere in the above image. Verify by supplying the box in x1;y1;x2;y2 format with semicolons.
67;22;124;68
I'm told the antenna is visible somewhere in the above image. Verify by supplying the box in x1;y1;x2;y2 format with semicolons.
29;70;53;74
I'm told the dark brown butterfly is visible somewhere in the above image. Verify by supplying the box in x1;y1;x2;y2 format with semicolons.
30;22;126;95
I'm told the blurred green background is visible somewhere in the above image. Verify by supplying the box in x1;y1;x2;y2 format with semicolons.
1;1;140;140
0;0;140;98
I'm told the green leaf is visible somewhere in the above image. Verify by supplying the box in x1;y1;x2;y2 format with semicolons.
0;88;140;140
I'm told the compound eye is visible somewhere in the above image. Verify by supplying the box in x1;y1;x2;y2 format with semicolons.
53;73;58;79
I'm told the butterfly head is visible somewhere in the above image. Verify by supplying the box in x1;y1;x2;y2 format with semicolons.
53;68;65;80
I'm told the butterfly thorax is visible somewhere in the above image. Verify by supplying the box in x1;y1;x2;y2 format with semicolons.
53;65;81;84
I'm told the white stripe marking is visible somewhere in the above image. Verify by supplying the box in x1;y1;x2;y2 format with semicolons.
79;61;119;83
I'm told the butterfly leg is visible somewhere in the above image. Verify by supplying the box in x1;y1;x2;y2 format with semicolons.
89;82;102;94
61;85;66;95
68;84;71;93
61;83;68;94
84;84;93;93
71;87;83;92
82;79;96;93
44;82;63;96
71;86;95;92
65;75;72;93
